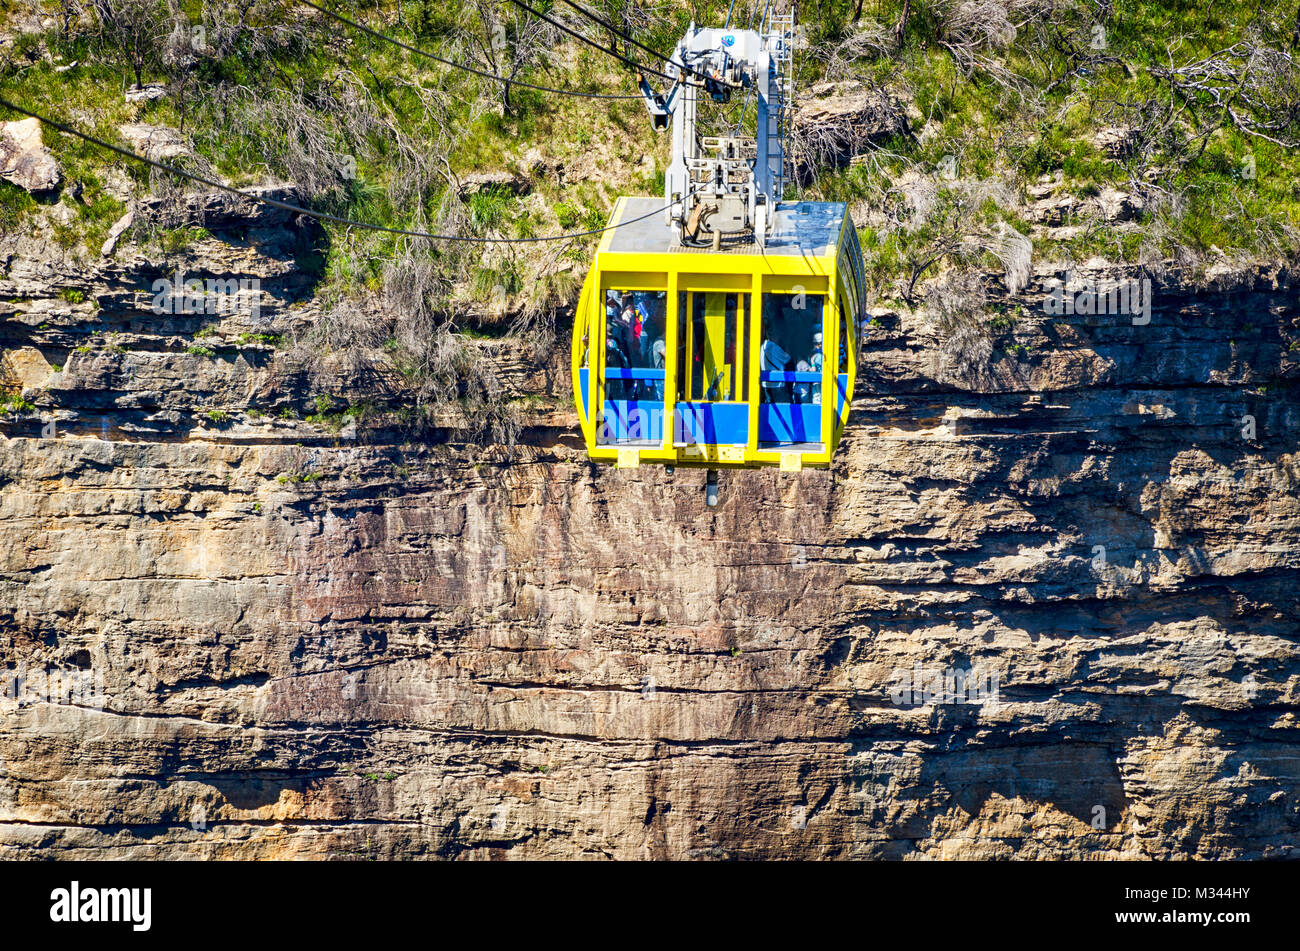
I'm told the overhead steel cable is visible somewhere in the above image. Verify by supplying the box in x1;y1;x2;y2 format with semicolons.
504;0;675;80
551;0;746;92
0;96;676;244
298;0;642;100
554;0;689;75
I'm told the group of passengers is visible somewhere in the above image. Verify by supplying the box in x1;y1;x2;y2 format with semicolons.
760;332;822;404
605;290;666;400
604;290;827;405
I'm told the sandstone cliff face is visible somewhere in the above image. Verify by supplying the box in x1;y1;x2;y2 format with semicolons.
1;195;1297;860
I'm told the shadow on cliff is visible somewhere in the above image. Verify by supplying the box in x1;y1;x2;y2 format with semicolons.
207;775;299;811
913;741;1129;830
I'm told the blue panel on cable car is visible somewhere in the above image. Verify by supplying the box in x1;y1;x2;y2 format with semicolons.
759;403;822;443
579;368;589;410
602;399;663;442
674;402;748;445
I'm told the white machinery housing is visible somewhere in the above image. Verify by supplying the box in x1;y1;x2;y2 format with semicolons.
638;11;795;248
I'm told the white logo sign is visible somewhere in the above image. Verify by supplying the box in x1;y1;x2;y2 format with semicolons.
50;881;152;932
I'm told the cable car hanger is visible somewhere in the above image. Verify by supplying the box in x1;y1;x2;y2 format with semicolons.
631;14;796;249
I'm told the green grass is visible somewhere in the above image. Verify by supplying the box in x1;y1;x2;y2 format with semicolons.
276;471;325;484
2;0;1298;313
0;180;37;232
466;185;513;230
1;394;36;413
305;397;378;432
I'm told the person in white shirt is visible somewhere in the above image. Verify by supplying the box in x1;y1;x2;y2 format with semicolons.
760;337;791;403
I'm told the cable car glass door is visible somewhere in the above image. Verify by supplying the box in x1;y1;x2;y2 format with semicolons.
675;290;749;447
758;292;825;448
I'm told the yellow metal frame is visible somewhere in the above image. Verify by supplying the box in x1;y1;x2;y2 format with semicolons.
571;197;859;470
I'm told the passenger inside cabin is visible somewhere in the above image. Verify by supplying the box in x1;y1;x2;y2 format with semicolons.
760;336;791;403
762;293;824;405
798;332;824;405
650;339;666;399
631;293;658;399
635;293;666;345
605;291;631;400
605;333;630;400
794;358;811;403
619;295;640;361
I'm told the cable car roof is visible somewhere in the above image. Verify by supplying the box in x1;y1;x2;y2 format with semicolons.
600;197;850;258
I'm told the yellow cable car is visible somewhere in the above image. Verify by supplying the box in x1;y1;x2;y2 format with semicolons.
572;197;866;471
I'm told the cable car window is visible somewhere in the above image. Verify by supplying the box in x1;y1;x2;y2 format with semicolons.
837;294;849;374
604;289;667;400
677;291;746;402
760;292;824;404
